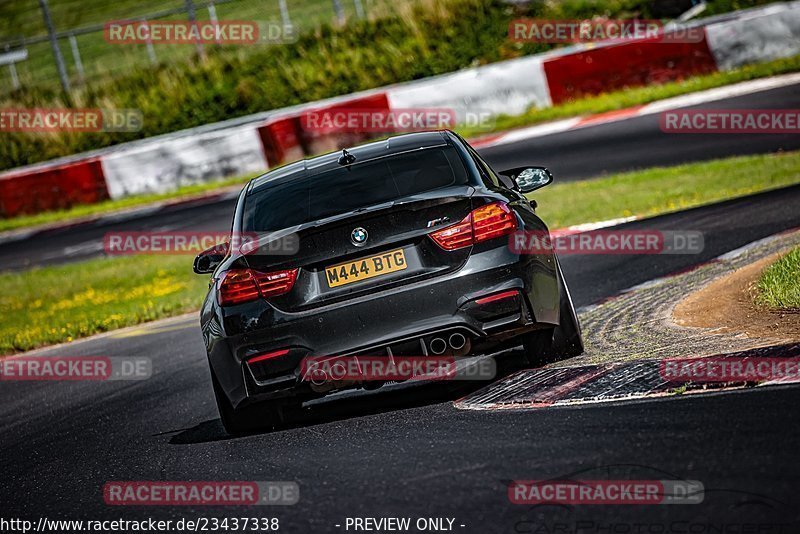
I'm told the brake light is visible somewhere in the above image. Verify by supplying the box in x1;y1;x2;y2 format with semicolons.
429;202;517;251
218;268;298;306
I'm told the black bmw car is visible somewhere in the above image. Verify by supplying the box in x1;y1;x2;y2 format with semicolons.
194;130;582;434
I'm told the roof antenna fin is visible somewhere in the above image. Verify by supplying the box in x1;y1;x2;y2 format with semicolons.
338;149;356;166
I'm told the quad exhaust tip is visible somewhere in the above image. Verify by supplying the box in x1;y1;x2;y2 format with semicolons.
309;371;326;386
307;361;348;386
430;333;468;354
449;333;466;351
429;337;447;355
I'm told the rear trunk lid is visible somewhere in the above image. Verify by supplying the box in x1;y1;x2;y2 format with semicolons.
238;143;476;311
242;185;474;311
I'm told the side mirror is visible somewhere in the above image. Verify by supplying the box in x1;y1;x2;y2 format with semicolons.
193;241;229;274
499;166;553;193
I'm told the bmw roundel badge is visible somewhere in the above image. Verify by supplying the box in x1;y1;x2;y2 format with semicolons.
351;227;368;246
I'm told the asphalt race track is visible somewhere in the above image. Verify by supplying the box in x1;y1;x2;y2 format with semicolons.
479;83;800;180
2;178;799;530
3;79;800;531
2;82;800;271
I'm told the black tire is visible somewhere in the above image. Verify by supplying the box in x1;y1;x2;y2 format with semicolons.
522;258;584;366
210;370;287;435
552;258;584;357
522;327;555;367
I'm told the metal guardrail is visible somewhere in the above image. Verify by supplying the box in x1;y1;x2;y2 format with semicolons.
0;0;367;93
1;0;248;47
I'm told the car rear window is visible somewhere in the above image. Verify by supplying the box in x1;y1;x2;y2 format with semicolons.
243;146;469;232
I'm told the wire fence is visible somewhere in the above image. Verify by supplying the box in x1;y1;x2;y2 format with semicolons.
0;0;391;95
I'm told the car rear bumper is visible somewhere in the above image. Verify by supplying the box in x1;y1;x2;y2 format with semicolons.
203;246;559;408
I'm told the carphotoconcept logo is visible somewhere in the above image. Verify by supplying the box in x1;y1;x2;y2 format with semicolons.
0;108;142;132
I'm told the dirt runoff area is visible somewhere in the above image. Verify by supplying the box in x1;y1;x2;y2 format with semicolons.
673;250;800;343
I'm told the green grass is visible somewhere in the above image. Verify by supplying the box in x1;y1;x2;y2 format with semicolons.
457;55;800;138
1;255;208;354
2;0;533;170
2;0;790;172
529;151;800;228
3;150;799;354
755;246;800;311
0;173;254;233
3;54;800;234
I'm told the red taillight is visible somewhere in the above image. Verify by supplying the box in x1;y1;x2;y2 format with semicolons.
472;202;517;242
253;268;298;299
217;270;260;306
429;216;474;251
429;202;517;251
217;268;298;306
475;289;520;305
247;348;291;364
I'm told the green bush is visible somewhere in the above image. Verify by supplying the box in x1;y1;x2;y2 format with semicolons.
0;0;785;171
0;0;528;169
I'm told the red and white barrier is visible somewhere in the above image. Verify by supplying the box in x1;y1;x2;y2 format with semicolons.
257;93;391;168
705;2;800;70
385;55;552;122
542;32;718;104
0;158;108;218
1;2;797;218
100;123;267;199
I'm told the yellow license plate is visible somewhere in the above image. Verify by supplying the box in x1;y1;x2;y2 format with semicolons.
325;248;407;288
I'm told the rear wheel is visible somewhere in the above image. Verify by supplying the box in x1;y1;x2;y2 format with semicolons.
522;327;555;367
210;371;296;435
522;259;583;366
